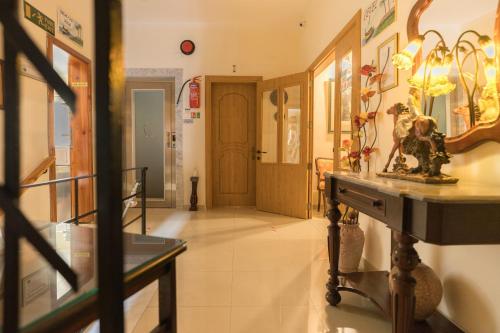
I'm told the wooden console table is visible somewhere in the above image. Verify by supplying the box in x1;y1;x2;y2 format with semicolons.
324;171;500;333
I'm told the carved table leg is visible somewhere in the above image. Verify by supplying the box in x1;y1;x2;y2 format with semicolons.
326;197;342;306
391;232;420;333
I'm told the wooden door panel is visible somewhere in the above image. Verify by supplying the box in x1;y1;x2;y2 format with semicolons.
68;56;93;221
219;94;249;144
219;151;248;194
212;83;256;206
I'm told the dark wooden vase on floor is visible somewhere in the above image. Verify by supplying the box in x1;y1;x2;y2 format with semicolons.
189;176;199;211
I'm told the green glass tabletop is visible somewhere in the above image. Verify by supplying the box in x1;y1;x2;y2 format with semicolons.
0;223;186;331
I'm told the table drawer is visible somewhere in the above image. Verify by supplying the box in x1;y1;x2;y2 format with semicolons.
334;180;387;221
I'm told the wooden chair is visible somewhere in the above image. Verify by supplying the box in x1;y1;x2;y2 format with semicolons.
315;157;334;216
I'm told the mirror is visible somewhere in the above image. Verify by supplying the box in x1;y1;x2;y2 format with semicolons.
408;0;500;153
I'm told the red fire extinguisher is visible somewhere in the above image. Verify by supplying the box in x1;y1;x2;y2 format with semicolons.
189;76;202;109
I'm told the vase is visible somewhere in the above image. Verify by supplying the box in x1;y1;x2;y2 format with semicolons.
389;263;443;321
339;223;365;273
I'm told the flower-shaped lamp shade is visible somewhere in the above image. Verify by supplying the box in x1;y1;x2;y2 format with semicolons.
408;61;430;89
426;58;456;97
392;36;424;70
478;35;496;59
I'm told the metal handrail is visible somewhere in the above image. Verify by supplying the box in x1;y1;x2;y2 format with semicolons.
21;167;149;234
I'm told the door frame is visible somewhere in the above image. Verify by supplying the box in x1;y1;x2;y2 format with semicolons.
47;35;93;222
205;76;262;209
306;10;361;218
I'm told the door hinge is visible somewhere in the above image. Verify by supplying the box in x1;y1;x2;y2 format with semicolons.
307;162;313;171
308;121;313;129
307;202;312;210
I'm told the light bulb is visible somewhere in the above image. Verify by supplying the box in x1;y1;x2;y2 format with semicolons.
392;36;424;70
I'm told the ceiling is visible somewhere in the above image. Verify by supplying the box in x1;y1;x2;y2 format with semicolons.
420;0;497;27
124;0;310;25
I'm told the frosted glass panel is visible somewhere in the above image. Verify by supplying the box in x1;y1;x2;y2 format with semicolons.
340;51;353;133
261;90;278;163
283;85;301;164
134;90;164;199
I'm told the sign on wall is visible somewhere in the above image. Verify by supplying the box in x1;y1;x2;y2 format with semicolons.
58;9;83;47
362;0;396;46
23;1;55;36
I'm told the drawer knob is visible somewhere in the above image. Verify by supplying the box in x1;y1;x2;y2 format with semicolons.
372;200;383;207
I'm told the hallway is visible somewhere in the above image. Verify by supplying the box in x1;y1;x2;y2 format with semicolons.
122;208;391;333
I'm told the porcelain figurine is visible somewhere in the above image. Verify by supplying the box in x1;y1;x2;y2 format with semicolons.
379;90;458;184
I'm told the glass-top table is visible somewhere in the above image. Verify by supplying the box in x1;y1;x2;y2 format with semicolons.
0;223;186;332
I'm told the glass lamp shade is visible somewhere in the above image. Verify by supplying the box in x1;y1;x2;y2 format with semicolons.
478;35;496;59
392;36;424;70
425;55;456;97
408;61;429;89
484;58;497;85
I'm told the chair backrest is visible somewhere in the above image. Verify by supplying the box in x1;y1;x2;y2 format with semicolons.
315;157;334;181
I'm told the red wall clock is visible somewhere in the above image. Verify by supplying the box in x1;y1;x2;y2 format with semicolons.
180;40;196;55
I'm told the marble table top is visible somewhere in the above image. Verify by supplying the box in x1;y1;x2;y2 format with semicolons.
326;171;500;204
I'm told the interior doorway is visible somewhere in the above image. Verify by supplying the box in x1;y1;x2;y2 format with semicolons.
205;76;261;208
124;80;176;208
307;11;361;216
48;37;93;222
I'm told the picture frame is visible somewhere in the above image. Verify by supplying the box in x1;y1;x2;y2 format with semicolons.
377;33;399;92
362;0;397;46
0;59;3;109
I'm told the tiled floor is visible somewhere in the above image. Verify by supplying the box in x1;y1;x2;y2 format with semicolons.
119;207;391;333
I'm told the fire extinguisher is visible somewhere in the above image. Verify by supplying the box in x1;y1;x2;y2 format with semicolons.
176;76;202;108
189;76;201;108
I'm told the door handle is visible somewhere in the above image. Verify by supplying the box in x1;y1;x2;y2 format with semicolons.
256;150;267;161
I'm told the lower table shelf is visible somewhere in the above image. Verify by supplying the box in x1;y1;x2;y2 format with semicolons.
338;271;464;333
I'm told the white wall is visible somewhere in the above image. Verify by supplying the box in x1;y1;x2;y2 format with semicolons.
301;1;500;331
124;20;304;205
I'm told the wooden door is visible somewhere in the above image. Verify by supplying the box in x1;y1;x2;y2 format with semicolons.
257;72;309;218
212;83;257;206
68;55;93;221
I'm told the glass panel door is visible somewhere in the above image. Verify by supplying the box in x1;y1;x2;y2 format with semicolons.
339;51;353;169
283;85;301;164
133;90;165;200
340;51;353;134
261;90;278;163
257;72;309;218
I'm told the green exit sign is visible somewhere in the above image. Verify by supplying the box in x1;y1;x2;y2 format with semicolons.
23;1;55;36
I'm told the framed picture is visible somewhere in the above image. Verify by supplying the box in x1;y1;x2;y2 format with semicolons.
362;0;397;46
377;33;399;92
0;59;3;109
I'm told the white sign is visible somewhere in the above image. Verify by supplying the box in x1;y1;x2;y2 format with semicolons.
58;9;83;47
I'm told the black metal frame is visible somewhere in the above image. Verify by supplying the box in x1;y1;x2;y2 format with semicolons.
20;167;148;233
0;0;127;331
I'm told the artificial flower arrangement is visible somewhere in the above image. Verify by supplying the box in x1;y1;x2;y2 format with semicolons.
339;52;391;225
341;55;390;173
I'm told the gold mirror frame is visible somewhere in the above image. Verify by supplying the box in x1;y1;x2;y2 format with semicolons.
408;0;500;153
